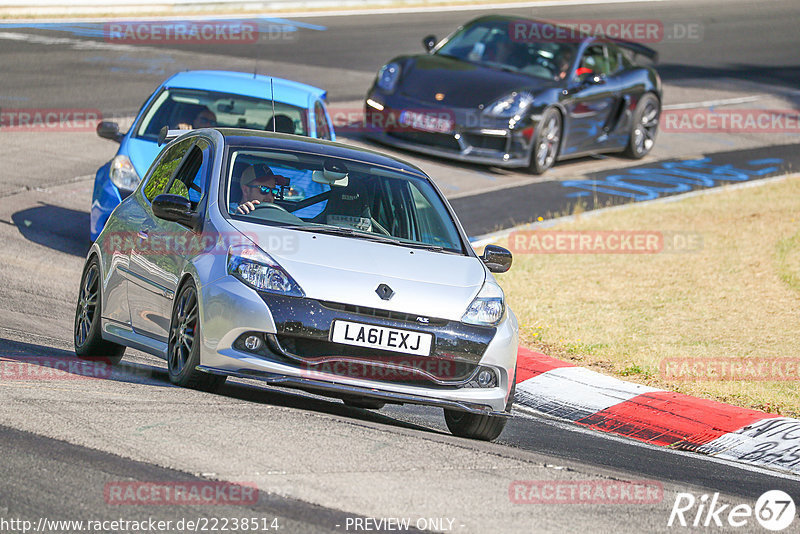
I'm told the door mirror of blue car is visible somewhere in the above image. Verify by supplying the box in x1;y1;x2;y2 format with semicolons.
152;194;197;229
97;121;123;143
423;35;437;52
481;245;512;273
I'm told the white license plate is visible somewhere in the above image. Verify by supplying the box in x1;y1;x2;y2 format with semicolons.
399;110;454;134
330;320;433;356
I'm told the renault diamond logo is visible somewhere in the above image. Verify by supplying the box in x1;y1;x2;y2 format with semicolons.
376;283;394;301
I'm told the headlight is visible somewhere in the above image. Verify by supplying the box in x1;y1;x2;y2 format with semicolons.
376;62;401;92
227;244;305;297
462;282;505;326
484;92;535;118
109;155;141;192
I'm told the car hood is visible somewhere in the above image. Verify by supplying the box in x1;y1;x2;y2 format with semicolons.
235;222;487;322
124;137;162;178
396;54;557;108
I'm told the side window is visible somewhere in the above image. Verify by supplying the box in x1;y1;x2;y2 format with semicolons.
314;101;331;140
408;183;460;249
166;138;211;210
183;138;211;206
578;44;611;78
143;138;194;202
604;44;620;74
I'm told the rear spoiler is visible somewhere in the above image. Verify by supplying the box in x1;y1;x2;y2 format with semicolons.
613;40;658;63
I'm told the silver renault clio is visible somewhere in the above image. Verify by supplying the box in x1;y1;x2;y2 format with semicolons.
74;128;518;440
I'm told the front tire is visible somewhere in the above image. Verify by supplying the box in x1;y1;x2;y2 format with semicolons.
624;93;660;159
528;108;562;175
168;280;226;392
444;409;508;441
74;256;125;364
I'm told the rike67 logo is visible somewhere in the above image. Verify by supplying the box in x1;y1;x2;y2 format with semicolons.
668;490;796;531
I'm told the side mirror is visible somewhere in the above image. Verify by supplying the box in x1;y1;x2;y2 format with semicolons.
152;194;196;228
481;244;512;273
422;35;437;52
97;121;123;143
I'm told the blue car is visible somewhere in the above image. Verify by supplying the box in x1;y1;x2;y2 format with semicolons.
92;70;336;240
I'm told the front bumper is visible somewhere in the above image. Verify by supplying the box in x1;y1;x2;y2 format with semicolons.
197;366;511;417
198;275;519;413
363;93;534;168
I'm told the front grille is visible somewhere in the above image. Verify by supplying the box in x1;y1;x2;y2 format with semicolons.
273;335;474;386
387;130;460;151
318;301;448;327
256;293;496;387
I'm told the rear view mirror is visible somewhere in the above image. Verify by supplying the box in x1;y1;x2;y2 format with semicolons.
312;158;350;186
217;99;244;115
423;35;437;52
97;121;123;143
481;245;512;273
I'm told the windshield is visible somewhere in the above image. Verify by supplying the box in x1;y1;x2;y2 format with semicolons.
436;20;578;80
135;88;309;140
225;148;466;254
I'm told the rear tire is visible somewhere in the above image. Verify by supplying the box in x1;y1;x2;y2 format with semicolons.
528;108;562;175
623;93;660;159
444;409;508;441
74;256;125;364
168;280;226;393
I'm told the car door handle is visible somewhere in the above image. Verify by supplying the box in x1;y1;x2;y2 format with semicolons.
138;228;150;240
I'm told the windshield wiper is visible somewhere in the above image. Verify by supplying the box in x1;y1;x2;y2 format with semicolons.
283;225;446;252
282;225;356;237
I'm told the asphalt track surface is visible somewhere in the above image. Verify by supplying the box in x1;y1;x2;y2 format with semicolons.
1;0;800;532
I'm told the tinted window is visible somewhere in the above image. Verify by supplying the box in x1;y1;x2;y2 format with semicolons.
143;138;193;202
437;19;578;80
579;44;611;77
135;88;309;140
225;149;465;253
314;101;331;140
605;44;621;73
168;138;211;208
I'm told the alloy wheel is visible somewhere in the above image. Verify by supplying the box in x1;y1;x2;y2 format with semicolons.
75;264;99;347
169;286;197;375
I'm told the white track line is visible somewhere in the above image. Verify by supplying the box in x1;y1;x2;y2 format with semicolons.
470;172;800;248
662;96;763;110
3;0;666;23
